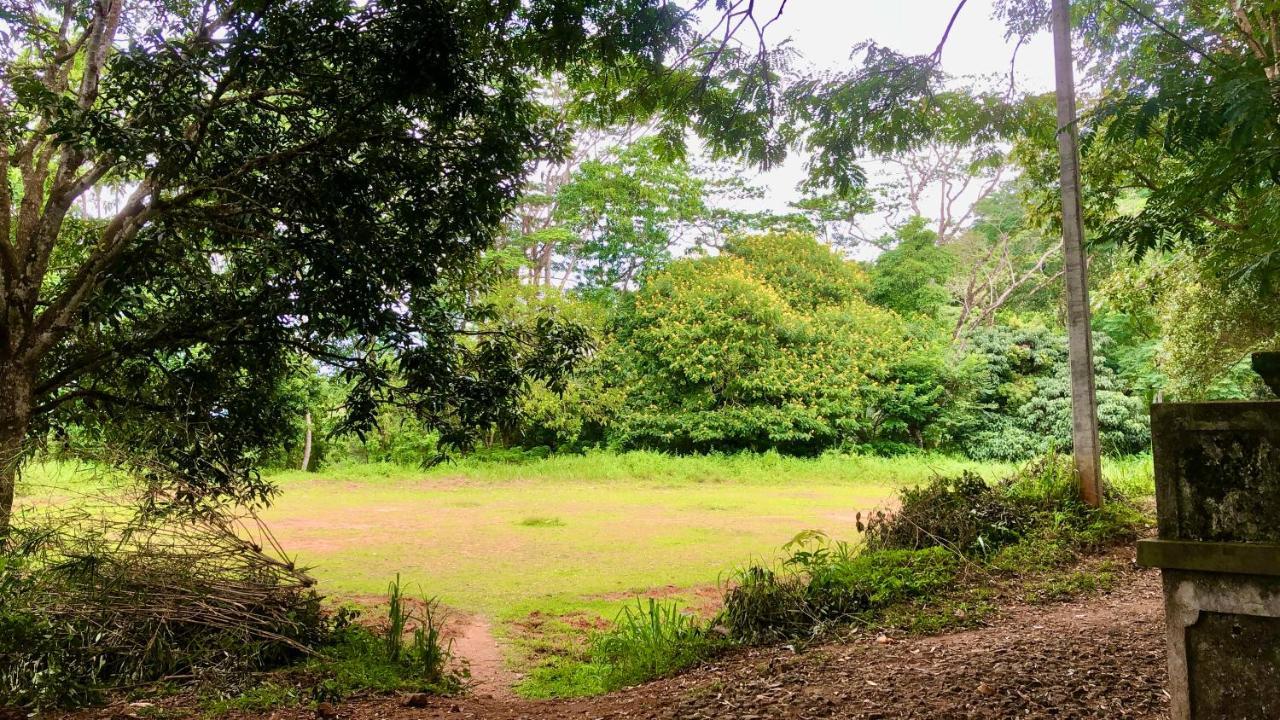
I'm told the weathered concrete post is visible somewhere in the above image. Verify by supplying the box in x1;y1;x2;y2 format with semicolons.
1138;356;1280;719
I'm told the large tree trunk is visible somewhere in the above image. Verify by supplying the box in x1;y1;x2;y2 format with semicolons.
0;363;34;537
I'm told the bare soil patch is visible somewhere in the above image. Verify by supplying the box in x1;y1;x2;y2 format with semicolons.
594;584;725;618
449;615;515;700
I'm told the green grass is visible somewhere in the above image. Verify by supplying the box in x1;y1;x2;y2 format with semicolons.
267;449;1022;487
518;516;567;528
259;451;1013;618
21;450;1154;701
258;450;1024;697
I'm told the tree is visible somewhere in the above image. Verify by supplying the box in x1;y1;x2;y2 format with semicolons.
880;143;1008;245
501;80;654;289
949;186;1062;338
780;2;1101;501
0;0;781;532
1050;0;1102;506
1002;1;1280;387
868;217;955;318
611;232;947;455
550;138;709;291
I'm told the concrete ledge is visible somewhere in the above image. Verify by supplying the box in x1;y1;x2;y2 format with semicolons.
1138;539;1280;577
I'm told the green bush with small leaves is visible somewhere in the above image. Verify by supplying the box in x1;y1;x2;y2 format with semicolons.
608;233;951;455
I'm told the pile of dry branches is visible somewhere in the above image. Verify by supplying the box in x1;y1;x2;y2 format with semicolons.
2;498;325;705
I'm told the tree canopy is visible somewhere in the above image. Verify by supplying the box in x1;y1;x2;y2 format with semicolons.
0;0;783;529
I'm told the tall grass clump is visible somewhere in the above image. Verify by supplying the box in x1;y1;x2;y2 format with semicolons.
306;577;463;702
590;598;721;690
519;598;724;698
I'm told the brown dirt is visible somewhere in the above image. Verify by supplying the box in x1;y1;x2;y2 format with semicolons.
224;558;1170;720
449;615;516;700
595;584;726;618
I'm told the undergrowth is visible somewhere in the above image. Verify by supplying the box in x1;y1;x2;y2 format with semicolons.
0;515;463;714
518;598;726;698
722;452;1148;644
520;452;1151;699
203;576;465;713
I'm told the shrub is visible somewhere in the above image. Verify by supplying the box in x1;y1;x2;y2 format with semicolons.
862;472;1031;555
866;453;1145;558
722;533;961;643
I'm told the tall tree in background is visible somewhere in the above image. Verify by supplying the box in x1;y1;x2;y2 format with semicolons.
0;0;786;533
1051;0;1103;506
783;2;1103;502
881;143;1008;245
1001;1;1280;393
949;187;1062;338
546;138;709;291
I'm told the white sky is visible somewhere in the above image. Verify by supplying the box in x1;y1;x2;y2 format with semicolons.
733;0;1057;248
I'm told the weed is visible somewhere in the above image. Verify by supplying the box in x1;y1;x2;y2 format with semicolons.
723;537;963;643
204;578;464;714
517;598;721;697
1028;564;1119;602
880;597;996;634
203;682;304;714
518;517;566;528
591;599;721;689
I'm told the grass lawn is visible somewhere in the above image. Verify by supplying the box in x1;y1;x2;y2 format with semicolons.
15;450;1153;696
260;452;1019;619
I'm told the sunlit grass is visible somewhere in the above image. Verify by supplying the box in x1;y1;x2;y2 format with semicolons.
22;449;1153;696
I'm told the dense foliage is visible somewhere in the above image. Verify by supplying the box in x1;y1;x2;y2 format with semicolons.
0;0;787;529
607;233;946;455
724;456;1146;643
949;325;1149;460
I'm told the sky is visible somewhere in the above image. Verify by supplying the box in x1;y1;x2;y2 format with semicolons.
730;0;1058;248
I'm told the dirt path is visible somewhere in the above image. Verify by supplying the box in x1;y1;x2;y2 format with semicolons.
266;559;1170;720
450;615;516;700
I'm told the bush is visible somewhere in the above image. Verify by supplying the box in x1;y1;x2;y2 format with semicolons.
862;472;1031;555
866;453;1145;558
723;532;961;643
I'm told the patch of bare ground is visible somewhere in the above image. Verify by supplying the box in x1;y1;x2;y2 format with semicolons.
449;615;515;700
594;584;725;618
218;550;1168;720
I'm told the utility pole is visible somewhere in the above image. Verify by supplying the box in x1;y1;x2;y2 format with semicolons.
1051;0;1103;507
